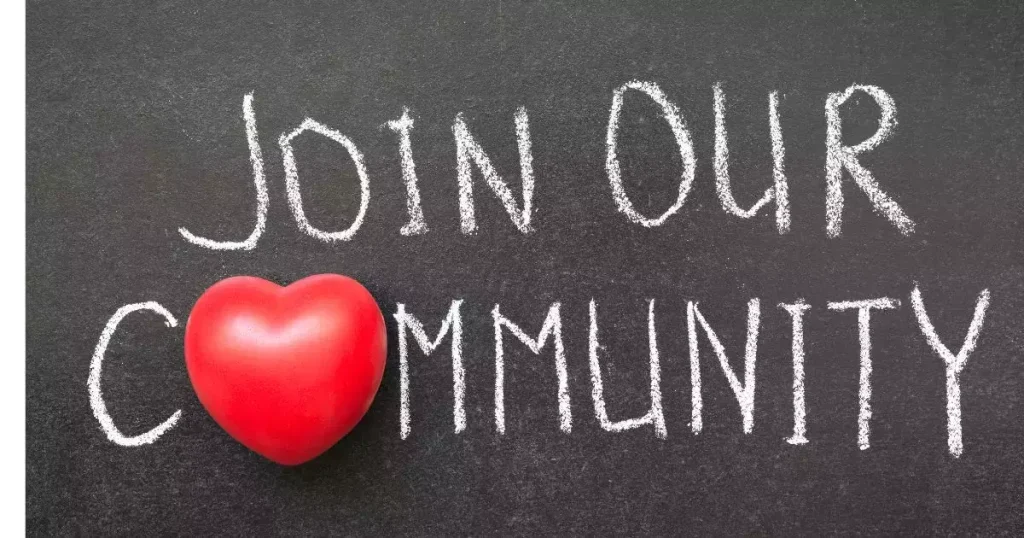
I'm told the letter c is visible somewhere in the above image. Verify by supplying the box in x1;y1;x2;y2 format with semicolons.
88;301;181;446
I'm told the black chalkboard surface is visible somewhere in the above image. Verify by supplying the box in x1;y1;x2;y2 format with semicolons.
26;0;1024;534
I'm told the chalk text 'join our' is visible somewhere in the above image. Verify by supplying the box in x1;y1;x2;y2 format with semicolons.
179;81;915;250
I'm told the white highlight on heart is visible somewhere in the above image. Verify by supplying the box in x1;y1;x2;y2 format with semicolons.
280;118;371;242
713;83;790;233
588;299;667;438
825;84;914;237
605;80;697;227
828;297;900;450
179;92;269;250
687;299;761;434
384;107;429;236
492;303;571;434
395;300;465;440
453;107;535;234
910;285;991;457
779;299;811;444
89;302;181;446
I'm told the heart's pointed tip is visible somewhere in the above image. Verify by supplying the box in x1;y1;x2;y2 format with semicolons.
262;445;335;467
269;456;316;467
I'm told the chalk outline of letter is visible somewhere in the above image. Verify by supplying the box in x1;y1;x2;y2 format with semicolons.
588;299;667;438
714;83;790;233
910;284;990;457
384;107;428;236
688;299;761;434
280;118;371;242
453;107;535;234
606;80;697;227
179;92;269;250
828;297;900;450
825;85;915;237
492;303;571;434
88;302;181;446
395;301;465;439
779;299;811;444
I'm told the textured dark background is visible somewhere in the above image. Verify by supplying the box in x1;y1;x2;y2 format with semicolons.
27;0;1024;534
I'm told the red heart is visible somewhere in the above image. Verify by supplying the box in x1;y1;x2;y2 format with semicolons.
184;274;387;465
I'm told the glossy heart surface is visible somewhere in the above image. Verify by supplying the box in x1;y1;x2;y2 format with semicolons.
184;274;386;465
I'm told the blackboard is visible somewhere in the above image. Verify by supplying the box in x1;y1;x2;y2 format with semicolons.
26;0;1024;534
